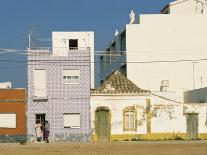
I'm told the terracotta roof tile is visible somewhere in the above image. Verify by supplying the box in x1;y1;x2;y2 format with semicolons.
91;71;150;95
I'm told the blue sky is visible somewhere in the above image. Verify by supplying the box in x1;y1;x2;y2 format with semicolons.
0;0;172;88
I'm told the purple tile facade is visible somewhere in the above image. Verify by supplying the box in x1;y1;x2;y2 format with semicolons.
27;49;91;142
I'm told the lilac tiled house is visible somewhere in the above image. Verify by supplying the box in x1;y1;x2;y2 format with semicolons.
27;32;94;142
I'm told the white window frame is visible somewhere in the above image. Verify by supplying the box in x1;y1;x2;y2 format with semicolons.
63;69;80;84
63;113;80;129
0;113;16;128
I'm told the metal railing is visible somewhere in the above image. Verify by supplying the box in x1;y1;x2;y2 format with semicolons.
28;47;90;51
28;47;52;52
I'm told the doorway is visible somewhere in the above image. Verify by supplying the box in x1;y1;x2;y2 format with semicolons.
186;113;198;140
95;107;110;142
36;114;45;138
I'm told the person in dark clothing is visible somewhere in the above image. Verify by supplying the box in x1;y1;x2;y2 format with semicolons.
44;120;50;143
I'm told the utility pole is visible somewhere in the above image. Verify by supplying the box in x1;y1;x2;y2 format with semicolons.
192;61;198;89
193;61;195;89
201;76;203;88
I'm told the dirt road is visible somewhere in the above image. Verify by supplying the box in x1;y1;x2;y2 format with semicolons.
0;141;207;155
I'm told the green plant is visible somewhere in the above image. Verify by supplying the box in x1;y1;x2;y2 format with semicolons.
174;136;184;140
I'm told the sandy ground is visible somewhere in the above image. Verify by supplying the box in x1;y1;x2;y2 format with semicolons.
0;141;207;155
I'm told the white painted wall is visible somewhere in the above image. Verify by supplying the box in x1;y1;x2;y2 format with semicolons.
91;94;207;136
90;95;148;135
126;14;207;102
168;0;204;14
150;95;186;133
52;32;95;88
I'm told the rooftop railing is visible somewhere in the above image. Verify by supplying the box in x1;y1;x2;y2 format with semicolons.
28;47;90;52
28;47;52;52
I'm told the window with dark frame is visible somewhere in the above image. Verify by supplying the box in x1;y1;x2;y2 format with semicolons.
62;70;80;84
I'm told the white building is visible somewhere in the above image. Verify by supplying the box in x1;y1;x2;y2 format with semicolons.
91;71;207;141
52;32;94;89
161;0;207;14
99;0;207;102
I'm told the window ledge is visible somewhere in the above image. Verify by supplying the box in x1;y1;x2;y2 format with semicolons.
123;129;137;132
63;83;80;85
64;126;80;129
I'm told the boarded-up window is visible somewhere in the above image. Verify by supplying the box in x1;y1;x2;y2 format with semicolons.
63;70;80;84
63;113;80;128
33;69;47;97
0;114;16;128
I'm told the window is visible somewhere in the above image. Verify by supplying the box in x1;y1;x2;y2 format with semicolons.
33;69;47;97
160;80;169;92
63;70;80;84
123;107;136;131
0;114;16;128
120;30;126;51
69;39;78;49
63;113;80;128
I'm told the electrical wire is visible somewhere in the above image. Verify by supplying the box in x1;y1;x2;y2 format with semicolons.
1;58;207;64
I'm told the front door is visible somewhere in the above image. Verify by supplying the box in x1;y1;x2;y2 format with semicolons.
36;114;45;138
95;107;110;142
186;113;198;140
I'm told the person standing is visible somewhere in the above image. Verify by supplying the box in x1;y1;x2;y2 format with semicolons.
35;121;42;142
44;120;50;143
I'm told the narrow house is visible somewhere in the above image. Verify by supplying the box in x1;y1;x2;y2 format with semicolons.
27;31;94;142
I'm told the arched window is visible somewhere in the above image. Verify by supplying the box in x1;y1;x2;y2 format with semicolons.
123;107;137;131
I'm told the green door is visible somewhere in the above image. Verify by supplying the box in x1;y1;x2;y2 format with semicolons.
95;108;110;142
186;113;198;140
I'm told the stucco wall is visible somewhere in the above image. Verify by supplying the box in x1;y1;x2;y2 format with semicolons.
91;93;207;140
90;95;148;136
169;0;204;14
126;14;207;101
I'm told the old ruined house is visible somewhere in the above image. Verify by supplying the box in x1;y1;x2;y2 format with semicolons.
91;71;207;141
